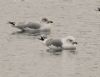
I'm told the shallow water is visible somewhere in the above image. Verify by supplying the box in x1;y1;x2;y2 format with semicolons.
0;0;100;77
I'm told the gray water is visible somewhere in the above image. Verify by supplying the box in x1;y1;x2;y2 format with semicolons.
0;0;100;77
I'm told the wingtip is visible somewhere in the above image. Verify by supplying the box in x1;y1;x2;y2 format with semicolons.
8;21;15;25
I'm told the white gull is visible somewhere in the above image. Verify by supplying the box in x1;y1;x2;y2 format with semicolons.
8;18;53;35
38;35;78;52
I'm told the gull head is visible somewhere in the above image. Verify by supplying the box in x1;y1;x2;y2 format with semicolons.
41;18;53;24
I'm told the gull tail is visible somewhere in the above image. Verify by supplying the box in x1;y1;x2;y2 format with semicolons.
8;21;16;27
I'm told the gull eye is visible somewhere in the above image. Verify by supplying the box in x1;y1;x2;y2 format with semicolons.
42;18;48;22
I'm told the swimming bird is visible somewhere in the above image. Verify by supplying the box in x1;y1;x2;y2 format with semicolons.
8;18;53;35
38;35;78;52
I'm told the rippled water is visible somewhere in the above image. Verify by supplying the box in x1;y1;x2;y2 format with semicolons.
0;0;100;77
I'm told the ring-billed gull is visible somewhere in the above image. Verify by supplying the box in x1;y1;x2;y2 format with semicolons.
8;18;53;35
38;35;78;52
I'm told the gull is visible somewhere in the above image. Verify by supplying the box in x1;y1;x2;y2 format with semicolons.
38;35;78;53
8;18;53;35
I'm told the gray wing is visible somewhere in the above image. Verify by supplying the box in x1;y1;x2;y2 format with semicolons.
46;39;63;47
25;22;41;29
15;22;41;29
